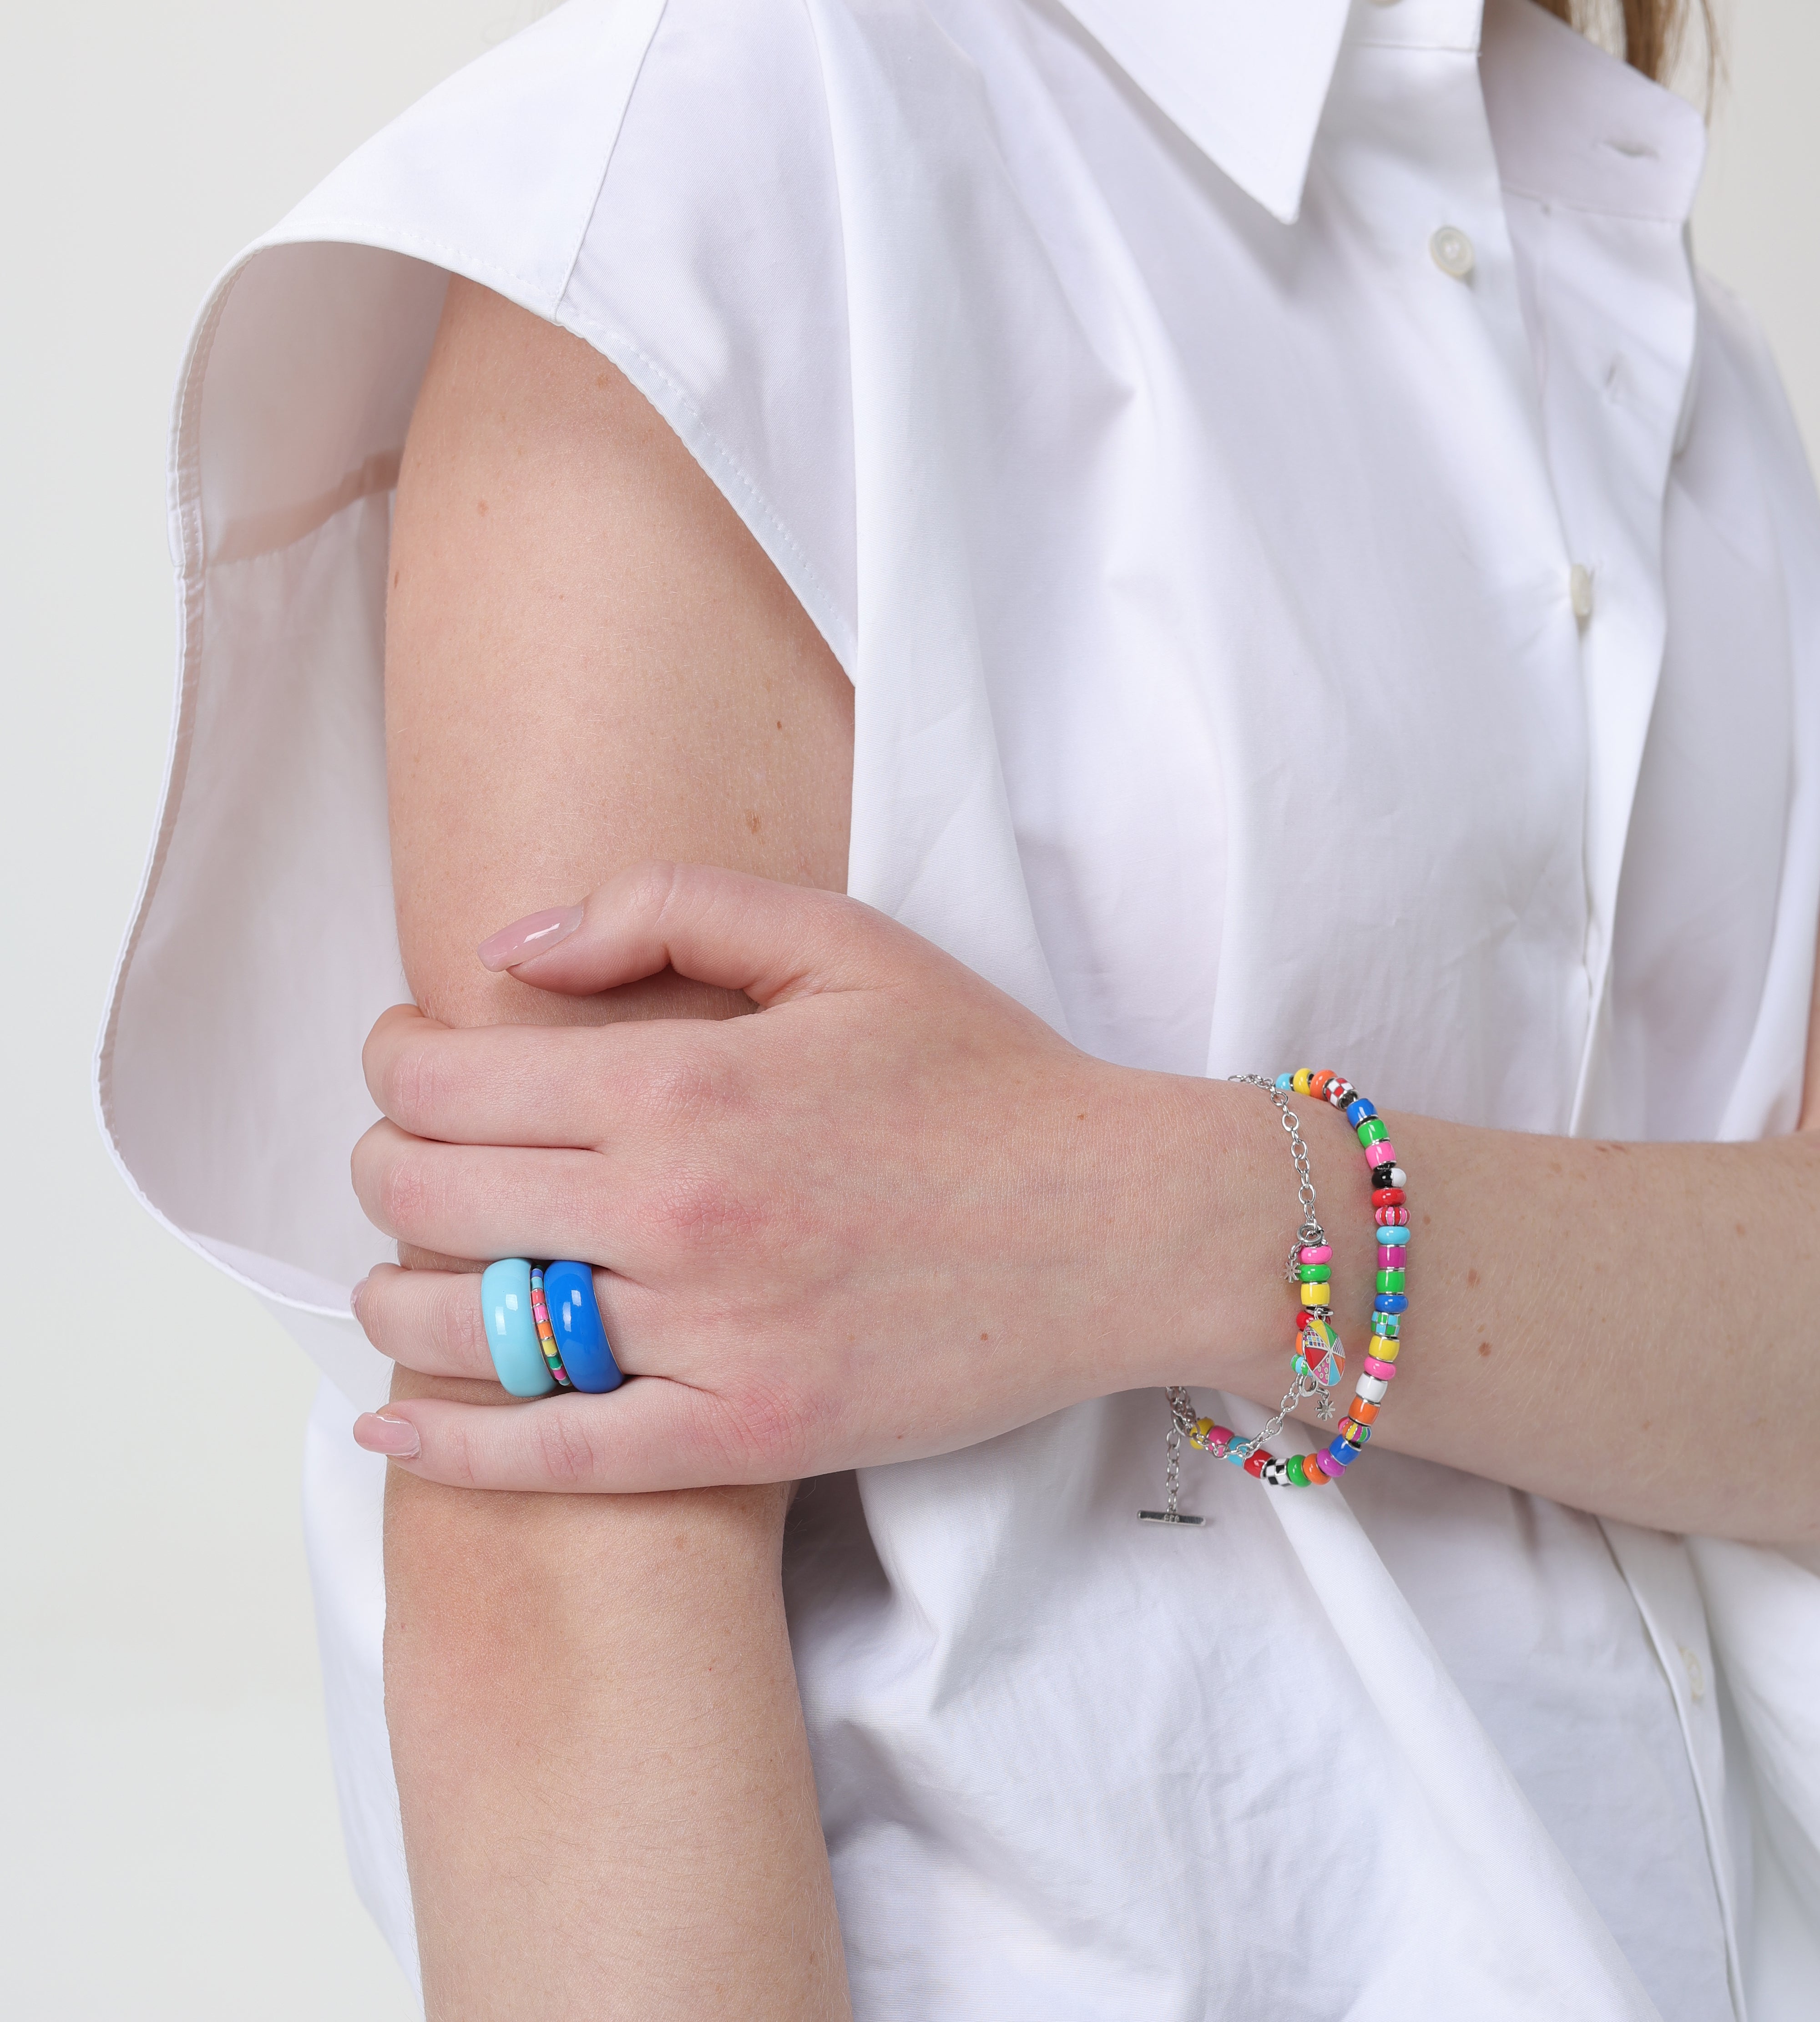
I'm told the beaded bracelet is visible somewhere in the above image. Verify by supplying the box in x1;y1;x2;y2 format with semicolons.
1140;1067;1410;1526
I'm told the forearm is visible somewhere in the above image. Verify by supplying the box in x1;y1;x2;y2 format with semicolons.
385;1378;844;2019
1174;1078;1820;1545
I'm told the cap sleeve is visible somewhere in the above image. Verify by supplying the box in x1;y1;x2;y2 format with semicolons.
97;0;856;1404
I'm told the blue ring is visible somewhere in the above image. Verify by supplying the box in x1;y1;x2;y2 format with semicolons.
480;1259;556;1397
543;1261;625;1394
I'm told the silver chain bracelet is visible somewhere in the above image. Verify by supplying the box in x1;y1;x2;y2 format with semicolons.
1139;1074;1335;1526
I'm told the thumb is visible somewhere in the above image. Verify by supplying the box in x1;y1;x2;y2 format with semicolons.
477;861;917;1008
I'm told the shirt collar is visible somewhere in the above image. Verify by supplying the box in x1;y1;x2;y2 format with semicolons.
1051;0;1357;224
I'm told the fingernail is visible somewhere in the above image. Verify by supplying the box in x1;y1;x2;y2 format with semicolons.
353;1411;420;1459
479;903;584;972
349;1276;368;1319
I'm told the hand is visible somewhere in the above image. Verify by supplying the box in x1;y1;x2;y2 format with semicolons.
349;863;1224;1490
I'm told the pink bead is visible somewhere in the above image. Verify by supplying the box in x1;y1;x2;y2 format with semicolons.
1299;1244;1332;1265
1362;1355;1398;1380
1316;1451;1345;1478
1375;1206;1408;1227
1364;1139;1396;1168
1377;1245;1402;1269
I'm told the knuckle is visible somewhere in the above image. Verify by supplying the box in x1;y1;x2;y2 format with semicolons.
441;1416;481;1489
636;1162;766;1255
633;1049;725;1132
531;1403;603;1487
715;1375;829;1480
378;1039;442;1131
376;1151;434;1239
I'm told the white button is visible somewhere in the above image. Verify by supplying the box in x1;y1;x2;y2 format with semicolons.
1569;563;1595;621
1681;1646;1707;1704
1429;226;1475;279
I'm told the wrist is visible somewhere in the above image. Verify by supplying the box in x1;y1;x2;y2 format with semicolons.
1120;1069;1375;1401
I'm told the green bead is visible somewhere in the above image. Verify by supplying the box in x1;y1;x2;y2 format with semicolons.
1296;1263;1331;1283
1286;1455;1309;1486
1356;1117;1388;1147
1375;1267;1406;1294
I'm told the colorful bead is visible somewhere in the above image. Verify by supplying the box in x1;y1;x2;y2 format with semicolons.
1325;1438;1357;1468
1244;1450;1269;1477
1286;1454;1309;1486
1261;1457;1294;1486
1362;1355;1399;1379
1292;1069;1313;1094
1346;1098;1377;1126
1349;1398;1380;1425
1375;1292;1408;1313
1313;1450;1342;1477
1298;1263;1332;1284
1356;1116;1388;1147
1310;1071;1336;1097
1338;1417;1370;1447
1387;1165;1407;1188
1302;1281;1331;1306
1370;1311;1400;1338
1372;1186;1406;1208
1375;1269;1406;1294
1327;1081;1355;1107
1366;1138;1397;1167
1375;1207;1409;1228
529;1267;573;1389
1370;1162;1397;1187
1376;1247;1401;1270
1299;1243;1333;1264
1275;1072;1294;1090
1377;1223;1410;1245
1355;1374;1390;1403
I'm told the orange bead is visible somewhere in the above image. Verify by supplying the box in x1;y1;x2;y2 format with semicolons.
1349;1397;1380;1425
1310;1070;1335;1097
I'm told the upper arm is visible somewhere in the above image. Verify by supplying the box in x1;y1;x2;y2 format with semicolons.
386;274;852;1026
380;279;854;2017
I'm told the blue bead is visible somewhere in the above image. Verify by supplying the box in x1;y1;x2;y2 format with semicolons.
1326;1437;1356;1467
543;1260;625;1395
1346;1098;1376;1126
1371;1311;1400;1336
480;1259;556;1398
1377;1224;1410;1246
1374;1292;1408;1314
1274;1072;1294;1090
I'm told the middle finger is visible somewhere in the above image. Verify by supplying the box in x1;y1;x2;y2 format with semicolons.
353;1121;642;1266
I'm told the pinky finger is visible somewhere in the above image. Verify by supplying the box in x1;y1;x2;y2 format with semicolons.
351;1378;766;1493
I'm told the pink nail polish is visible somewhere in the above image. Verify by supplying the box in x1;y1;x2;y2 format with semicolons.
353;1412;420;1459
479;903;584;972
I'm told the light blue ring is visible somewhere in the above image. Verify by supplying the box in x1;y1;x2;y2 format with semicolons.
480;1259;556;1397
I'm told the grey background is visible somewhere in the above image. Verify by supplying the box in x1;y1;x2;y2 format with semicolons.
3;2;1814;2013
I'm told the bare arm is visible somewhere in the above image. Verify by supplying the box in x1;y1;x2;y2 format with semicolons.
381;278;852;2018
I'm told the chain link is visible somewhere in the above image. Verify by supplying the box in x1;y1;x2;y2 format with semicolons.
1144;1076;1337;1517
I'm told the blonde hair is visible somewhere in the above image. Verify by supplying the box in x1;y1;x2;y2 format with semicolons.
1535;0;1718;90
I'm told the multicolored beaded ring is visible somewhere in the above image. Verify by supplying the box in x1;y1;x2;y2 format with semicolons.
1140;1068;1411;1525
529;1265;574;1390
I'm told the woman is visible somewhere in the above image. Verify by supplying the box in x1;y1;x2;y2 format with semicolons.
100;0;1820;2014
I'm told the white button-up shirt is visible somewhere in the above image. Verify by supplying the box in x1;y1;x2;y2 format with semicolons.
99;0;1820;2016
